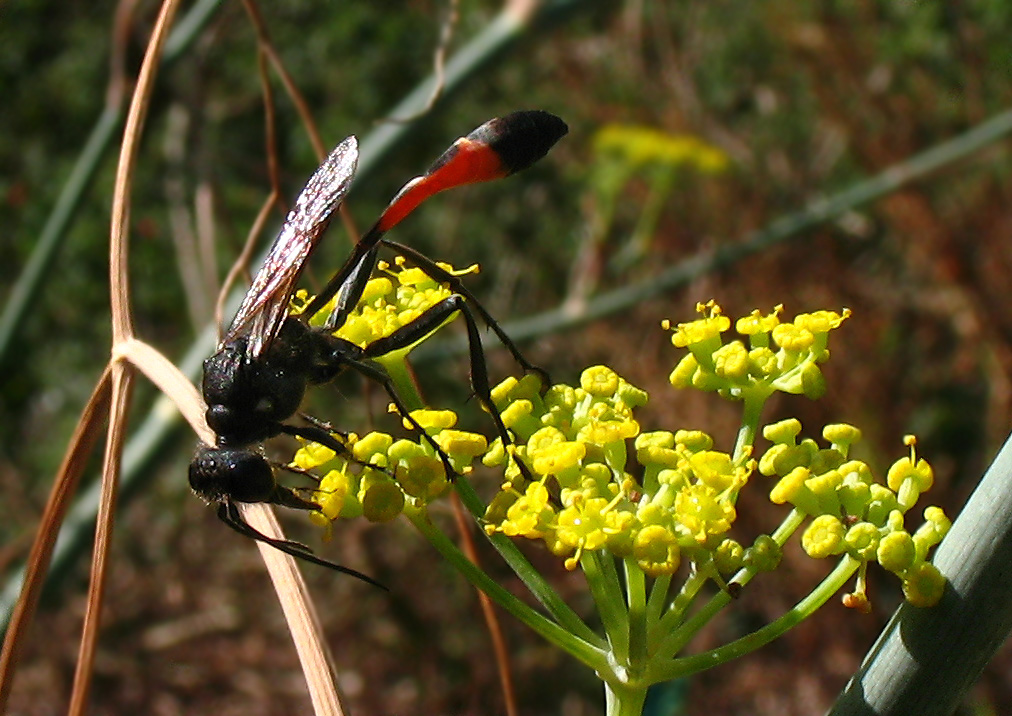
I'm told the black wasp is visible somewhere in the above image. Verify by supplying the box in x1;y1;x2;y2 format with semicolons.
189;111;568;581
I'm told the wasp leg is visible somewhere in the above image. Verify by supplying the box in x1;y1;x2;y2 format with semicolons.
297;412;347;437
336;355;458;480
361;297;500;439
356;294;536;482
279;421;353;456
216;500;387;588
382;239;549;387
321;244;381;333
276;421;398;481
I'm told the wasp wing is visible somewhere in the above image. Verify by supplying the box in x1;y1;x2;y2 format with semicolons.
224;136;359;358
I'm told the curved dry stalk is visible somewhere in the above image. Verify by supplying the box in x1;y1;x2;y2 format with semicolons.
69;365;134;716
114;338;208;440
69;0;184;711
241;0;360;242
242;504;348;716
0;367;112;712
386;0;459;122
118;334;347;714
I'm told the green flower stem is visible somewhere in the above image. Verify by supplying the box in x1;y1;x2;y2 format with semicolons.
644;573;671;639
655;583;720;657
733;389;769;462
648;568;706;650
597;549;627;602
623;558;648;666
405;505;610;673
582;551;629;662
382;353;601;647
604;680;649;716
653;508;807;659
647;555;860;684
456;475;603;646
376;352;423;411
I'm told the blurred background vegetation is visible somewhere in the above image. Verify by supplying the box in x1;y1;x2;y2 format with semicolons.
2;1;1012;714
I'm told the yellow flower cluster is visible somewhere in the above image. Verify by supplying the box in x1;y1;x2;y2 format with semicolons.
592;124;729;174
287;287;948;611
292;257;477;349
291;410;488;534
482;367;752;576
762;422;948;607
668;301;851;401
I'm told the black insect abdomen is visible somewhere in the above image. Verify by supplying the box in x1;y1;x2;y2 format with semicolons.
189;446;277;504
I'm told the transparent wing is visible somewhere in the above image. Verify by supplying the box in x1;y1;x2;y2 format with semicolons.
223;136;359;358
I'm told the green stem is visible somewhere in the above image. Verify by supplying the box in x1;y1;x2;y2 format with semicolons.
647;555;860;683
733;390;769;462
377;352;423;410
604;680;649;716
597;549;627;602
455;475;603;646
654;581;726;660
653;508;807;661
648;567;706;650
406;506;610;673
582;551;629;663
643;573;671;643
624;559;647;667
382;353;602;647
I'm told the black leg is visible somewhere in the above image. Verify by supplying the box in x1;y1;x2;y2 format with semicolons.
304;224;387;321
382;239;550;386
322;244;382;332
337;355;458;479
298;412;346;435
277;419;399;481
359;295;510;446
279;421;353;456
215;501;387;588
354;294;536;483
274;460;324;483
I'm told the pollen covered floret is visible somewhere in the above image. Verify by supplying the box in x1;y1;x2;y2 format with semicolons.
667;302;851;401
291;256;478;348
292;410;488;533
763;422;948;607
483;366;754;576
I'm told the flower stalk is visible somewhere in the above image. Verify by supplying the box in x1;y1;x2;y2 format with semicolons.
292;268;948;716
